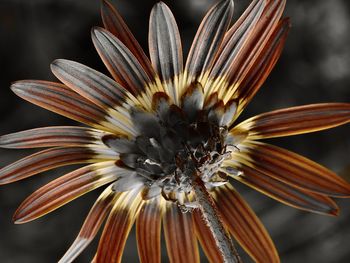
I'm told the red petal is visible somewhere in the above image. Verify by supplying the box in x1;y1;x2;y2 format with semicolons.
136;199;162;263
193;209;223;263
59;186;117;263
163;202;200;263
0;147;103;185
0;126;103;149
234;103;350;139
215;184;280;263
96;190;142;263
11;80;109;131
92;27;152;97
233;17;289;115
209;0;265;85
101;0;154;79
51;59;130;109
13;162;119;223
226;163;339;216
185;0;233;84
235;141;350;197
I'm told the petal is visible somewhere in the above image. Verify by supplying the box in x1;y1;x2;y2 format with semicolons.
209;0;265;86
235;141;350;197
130;107;160;138
233;103;350;139
91;27;153;97
58;186;117;263
0;146;116;185
0;126;104;149
193;209;223;263
185;0;234;85
163;202;200;263
13;161;120;224
223;161;339;216
181;82;204;121
101;0;154;78
223;0;287;109
112;172;145;192
102;134;139;154
96;190;142;263
149;2;183;104
233;18;290;115
51;59;138;135
136;199;162;263
222;0;264;46
51;59;130;109
214;184;279;263
11;80;110;131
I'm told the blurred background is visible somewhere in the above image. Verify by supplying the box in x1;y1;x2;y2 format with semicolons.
0;0;350;262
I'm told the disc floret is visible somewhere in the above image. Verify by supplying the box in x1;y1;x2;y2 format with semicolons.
104;88;238;207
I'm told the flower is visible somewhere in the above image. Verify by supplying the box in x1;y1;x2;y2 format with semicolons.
1;0;350;262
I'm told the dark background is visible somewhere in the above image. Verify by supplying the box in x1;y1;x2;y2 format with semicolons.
0;0;350;262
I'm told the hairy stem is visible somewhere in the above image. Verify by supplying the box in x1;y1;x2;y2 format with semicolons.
192;176;241;263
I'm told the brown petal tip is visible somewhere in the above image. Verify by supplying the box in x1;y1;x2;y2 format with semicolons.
13;213;27;224
329;206;340;217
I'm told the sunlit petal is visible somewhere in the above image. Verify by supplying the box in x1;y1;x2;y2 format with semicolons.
185;0;234;85
163;202;200;263
101;0;154;79
59;186;117;263
0;126;105;149
0;146;116;185
214;184;279;263
136;199;162;263
233;103;350;138
13;162;121;223
96;190;142;263
149;2;183;104
223;162;339;216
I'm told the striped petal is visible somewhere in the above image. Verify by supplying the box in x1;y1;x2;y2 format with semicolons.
59;186;117;263
92;27;153;97
233;103;350;139
214;184;279;263
51;59;130;109
13;161;120;224
233;141;350;197
0;146;116;185
136;199;162;263
223;162;339;216
222;0;264;47
11;80;109;131
101;0;154;79
149;2;183;104
193;209;223;263
0;126;105;149
222;0;286;106
163;202;199;263
51;59;137;135
96;190;142;263
185;0;234;85
233;18;289;114
209;0;265;84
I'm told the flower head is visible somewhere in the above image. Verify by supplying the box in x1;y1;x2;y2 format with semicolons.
1;0;350;262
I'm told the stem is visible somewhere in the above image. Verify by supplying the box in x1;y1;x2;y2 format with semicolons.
192;176;241;263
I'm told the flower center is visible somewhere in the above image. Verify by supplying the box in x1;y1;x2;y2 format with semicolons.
103;90;237;207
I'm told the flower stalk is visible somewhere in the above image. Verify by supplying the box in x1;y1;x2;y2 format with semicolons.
192;175;241;263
